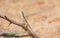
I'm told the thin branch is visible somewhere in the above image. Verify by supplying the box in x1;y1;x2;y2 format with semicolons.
21;11;32;29
0;15;27;30
0;32;29;37
21;11;39;38
0;12;39;38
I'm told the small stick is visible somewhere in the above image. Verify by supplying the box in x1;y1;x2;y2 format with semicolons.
0;32;29;37
0;12;40;38
21;11;39;38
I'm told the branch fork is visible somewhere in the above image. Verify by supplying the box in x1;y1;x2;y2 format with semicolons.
0;12;39;38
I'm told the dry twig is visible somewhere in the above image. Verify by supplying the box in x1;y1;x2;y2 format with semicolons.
0;12;39;38
0;32;29;37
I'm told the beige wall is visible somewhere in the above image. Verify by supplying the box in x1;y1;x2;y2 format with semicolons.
0;0;60;38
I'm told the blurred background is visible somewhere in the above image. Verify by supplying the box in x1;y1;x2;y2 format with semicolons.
0;0;60;38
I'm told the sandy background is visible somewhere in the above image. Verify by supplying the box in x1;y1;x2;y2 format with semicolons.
0;0;60;38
